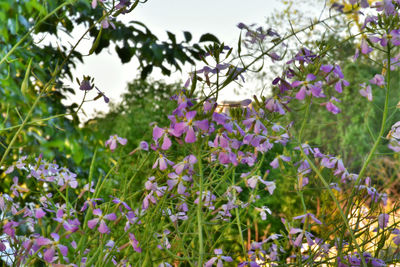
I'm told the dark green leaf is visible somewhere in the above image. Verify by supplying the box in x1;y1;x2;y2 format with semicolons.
199;33;220;44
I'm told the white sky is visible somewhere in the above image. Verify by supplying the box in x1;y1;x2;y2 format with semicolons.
62;0;286;120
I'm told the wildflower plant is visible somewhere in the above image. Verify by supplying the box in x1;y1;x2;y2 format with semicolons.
3;0;400;266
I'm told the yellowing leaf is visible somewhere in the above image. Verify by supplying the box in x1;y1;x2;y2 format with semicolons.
21;58;33;97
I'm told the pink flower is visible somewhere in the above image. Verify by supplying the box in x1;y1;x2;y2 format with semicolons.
88;208;117;234
173;111;209;143
105;135;127;152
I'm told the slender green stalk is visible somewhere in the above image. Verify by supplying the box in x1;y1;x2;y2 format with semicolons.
231;169;246;256
196;150;204;267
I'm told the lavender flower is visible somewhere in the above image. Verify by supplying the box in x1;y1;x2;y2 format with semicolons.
205;249;233;267
35;233;68;263
359;83;373;101
88;208;117;234
128;233;142;253
105;135;127;152
370;74;385;87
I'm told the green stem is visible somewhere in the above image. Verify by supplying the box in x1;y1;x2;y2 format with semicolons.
196;150;204;267
232;169;246;256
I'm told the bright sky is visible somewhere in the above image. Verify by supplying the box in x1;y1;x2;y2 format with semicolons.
62;0;286;120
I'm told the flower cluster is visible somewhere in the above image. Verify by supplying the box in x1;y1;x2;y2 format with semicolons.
1;154;142;265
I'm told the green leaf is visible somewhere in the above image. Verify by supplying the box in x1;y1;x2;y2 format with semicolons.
115;45;135;63
199;33;220;44
183;31;192;42
167;31;176;44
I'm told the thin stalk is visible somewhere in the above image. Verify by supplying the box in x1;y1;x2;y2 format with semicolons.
232;169;246;256
196;150;204;267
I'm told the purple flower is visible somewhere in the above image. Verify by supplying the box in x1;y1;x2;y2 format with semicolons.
374;0;396;16
370;74;385;87
95;86;110;103
227;66;245;82
112;196;132;211
378;213;389;229
3;221;18;238
388;121;400;151
360;38;373;55
270;155;291;169
129;233;142;253
156;230;171;250
203;99;217;113
255;206;272;220
115;0;132;10
265;97;286;114
52;208;80;233
35;233;68;263
58;169;78;189
101;16;116;29
392;229;400;245
35;208;46;219
11;177;29;197
124;210;139;231
139;141;149;151
246;174;276;194
292;73;316;100
91;0;104;9
173;154;197;174
152;152;174;171
205;249;233;267
359;83;373;101
289;228;315;247
88;208;117;234
164;209;188;222
242;109;268;135
272;77;292;94
105;135;127;152
79;76;94;91
153;125;173;150
194;191;216;210
80;198;102;212
173;111;209;143
293;213;322;225
166;172;192;194
322;97;341;114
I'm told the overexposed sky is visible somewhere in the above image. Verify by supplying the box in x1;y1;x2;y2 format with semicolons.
62;0;286;120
